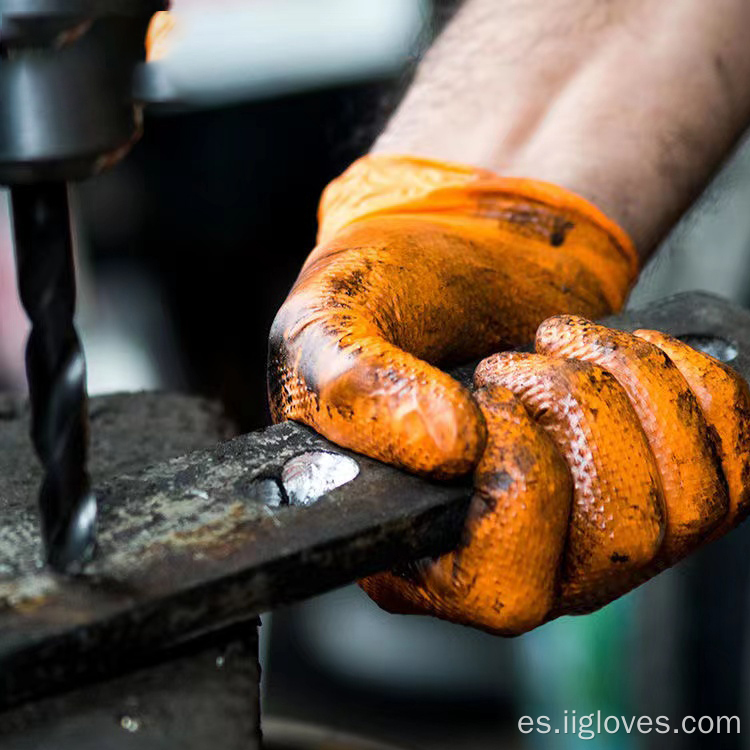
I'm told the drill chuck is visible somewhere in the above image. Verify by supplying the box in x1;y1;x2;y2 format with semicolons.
0;0;166;183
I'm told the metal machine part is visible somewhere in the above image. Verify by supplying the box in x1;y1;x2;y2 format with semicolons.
0;399;470;712
0;624;261;750
0;0;165;183
0;291;748;749
0;0;165;572
0;0;420;575
10;183;95;572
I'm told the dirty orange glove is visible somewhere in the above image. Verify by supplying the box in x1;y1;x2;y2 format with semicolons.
363;318;750;634
269;155;639;478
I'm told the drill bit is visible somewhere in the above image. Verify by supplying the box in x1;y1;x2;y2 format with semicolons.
10;183;96;573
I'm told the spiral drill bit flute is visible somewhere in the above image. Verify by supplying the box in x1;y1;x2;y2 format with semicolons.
0;1;165;572
10;184;96;571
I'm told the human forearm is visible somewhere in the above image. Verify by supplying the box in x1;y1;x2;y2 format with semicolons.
374;0;750;258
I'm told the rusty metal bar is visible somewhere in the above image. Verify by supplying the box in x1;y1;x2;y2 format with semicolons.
0;291;748;715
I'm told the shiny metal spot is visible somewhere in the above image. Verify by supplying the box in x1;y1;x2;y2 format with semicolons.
120;716;140;733
281;452;359;507
678;334;738;363
185;488;209;501
254;478;284;507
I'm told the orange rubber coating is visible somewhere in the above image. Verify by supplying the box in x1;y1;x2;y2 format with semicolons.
633;329;750;536
363;317;746;635
474;352;665;611
146;10;176;63
361;385;572;635
536;316;728;562
269;155;639;478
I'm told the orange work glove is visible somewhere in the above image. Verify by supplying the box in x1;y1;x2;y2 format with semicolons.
363;317;750;633
269;155;638;478
266;155;750;634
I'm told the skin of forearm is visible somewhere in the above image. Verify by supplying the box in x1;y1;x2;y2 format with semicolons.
374;0;750;259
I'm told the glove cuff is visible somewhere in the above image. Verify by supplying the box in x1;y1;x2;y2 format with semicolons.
318;154;640;312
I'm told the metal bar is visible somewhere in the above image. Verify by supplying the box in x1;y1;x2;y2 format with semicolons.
0;291;748;711
0;419;470;710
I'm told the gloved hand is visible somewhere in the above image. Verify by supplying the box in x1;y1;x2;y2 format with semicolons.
269;155;638;477
362;317;750;633
269;155;750;634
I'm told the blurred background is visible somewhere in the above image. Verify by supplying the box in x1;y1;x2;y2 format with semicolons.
1;0;750;748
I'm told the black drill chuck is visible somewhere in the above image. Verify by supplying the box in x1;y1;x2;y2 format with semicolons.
11;183;96;573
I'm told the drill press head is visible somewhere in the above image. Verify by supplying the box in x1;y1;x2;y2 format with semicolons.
0;0;166;572
0;0;167;184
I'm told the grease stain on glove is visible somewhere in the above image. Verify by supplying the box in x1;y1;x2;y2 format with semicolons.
268;154;638;478
364;318;750;634
266;154;749;636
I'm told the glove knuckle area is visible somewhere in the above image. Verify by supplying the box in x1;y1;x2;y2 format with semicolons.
476;352;665;613
536;316;729;561
315;215;611;358
633;329;750;533
364;318;748;633
268;242;486;477
363;384;573;636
